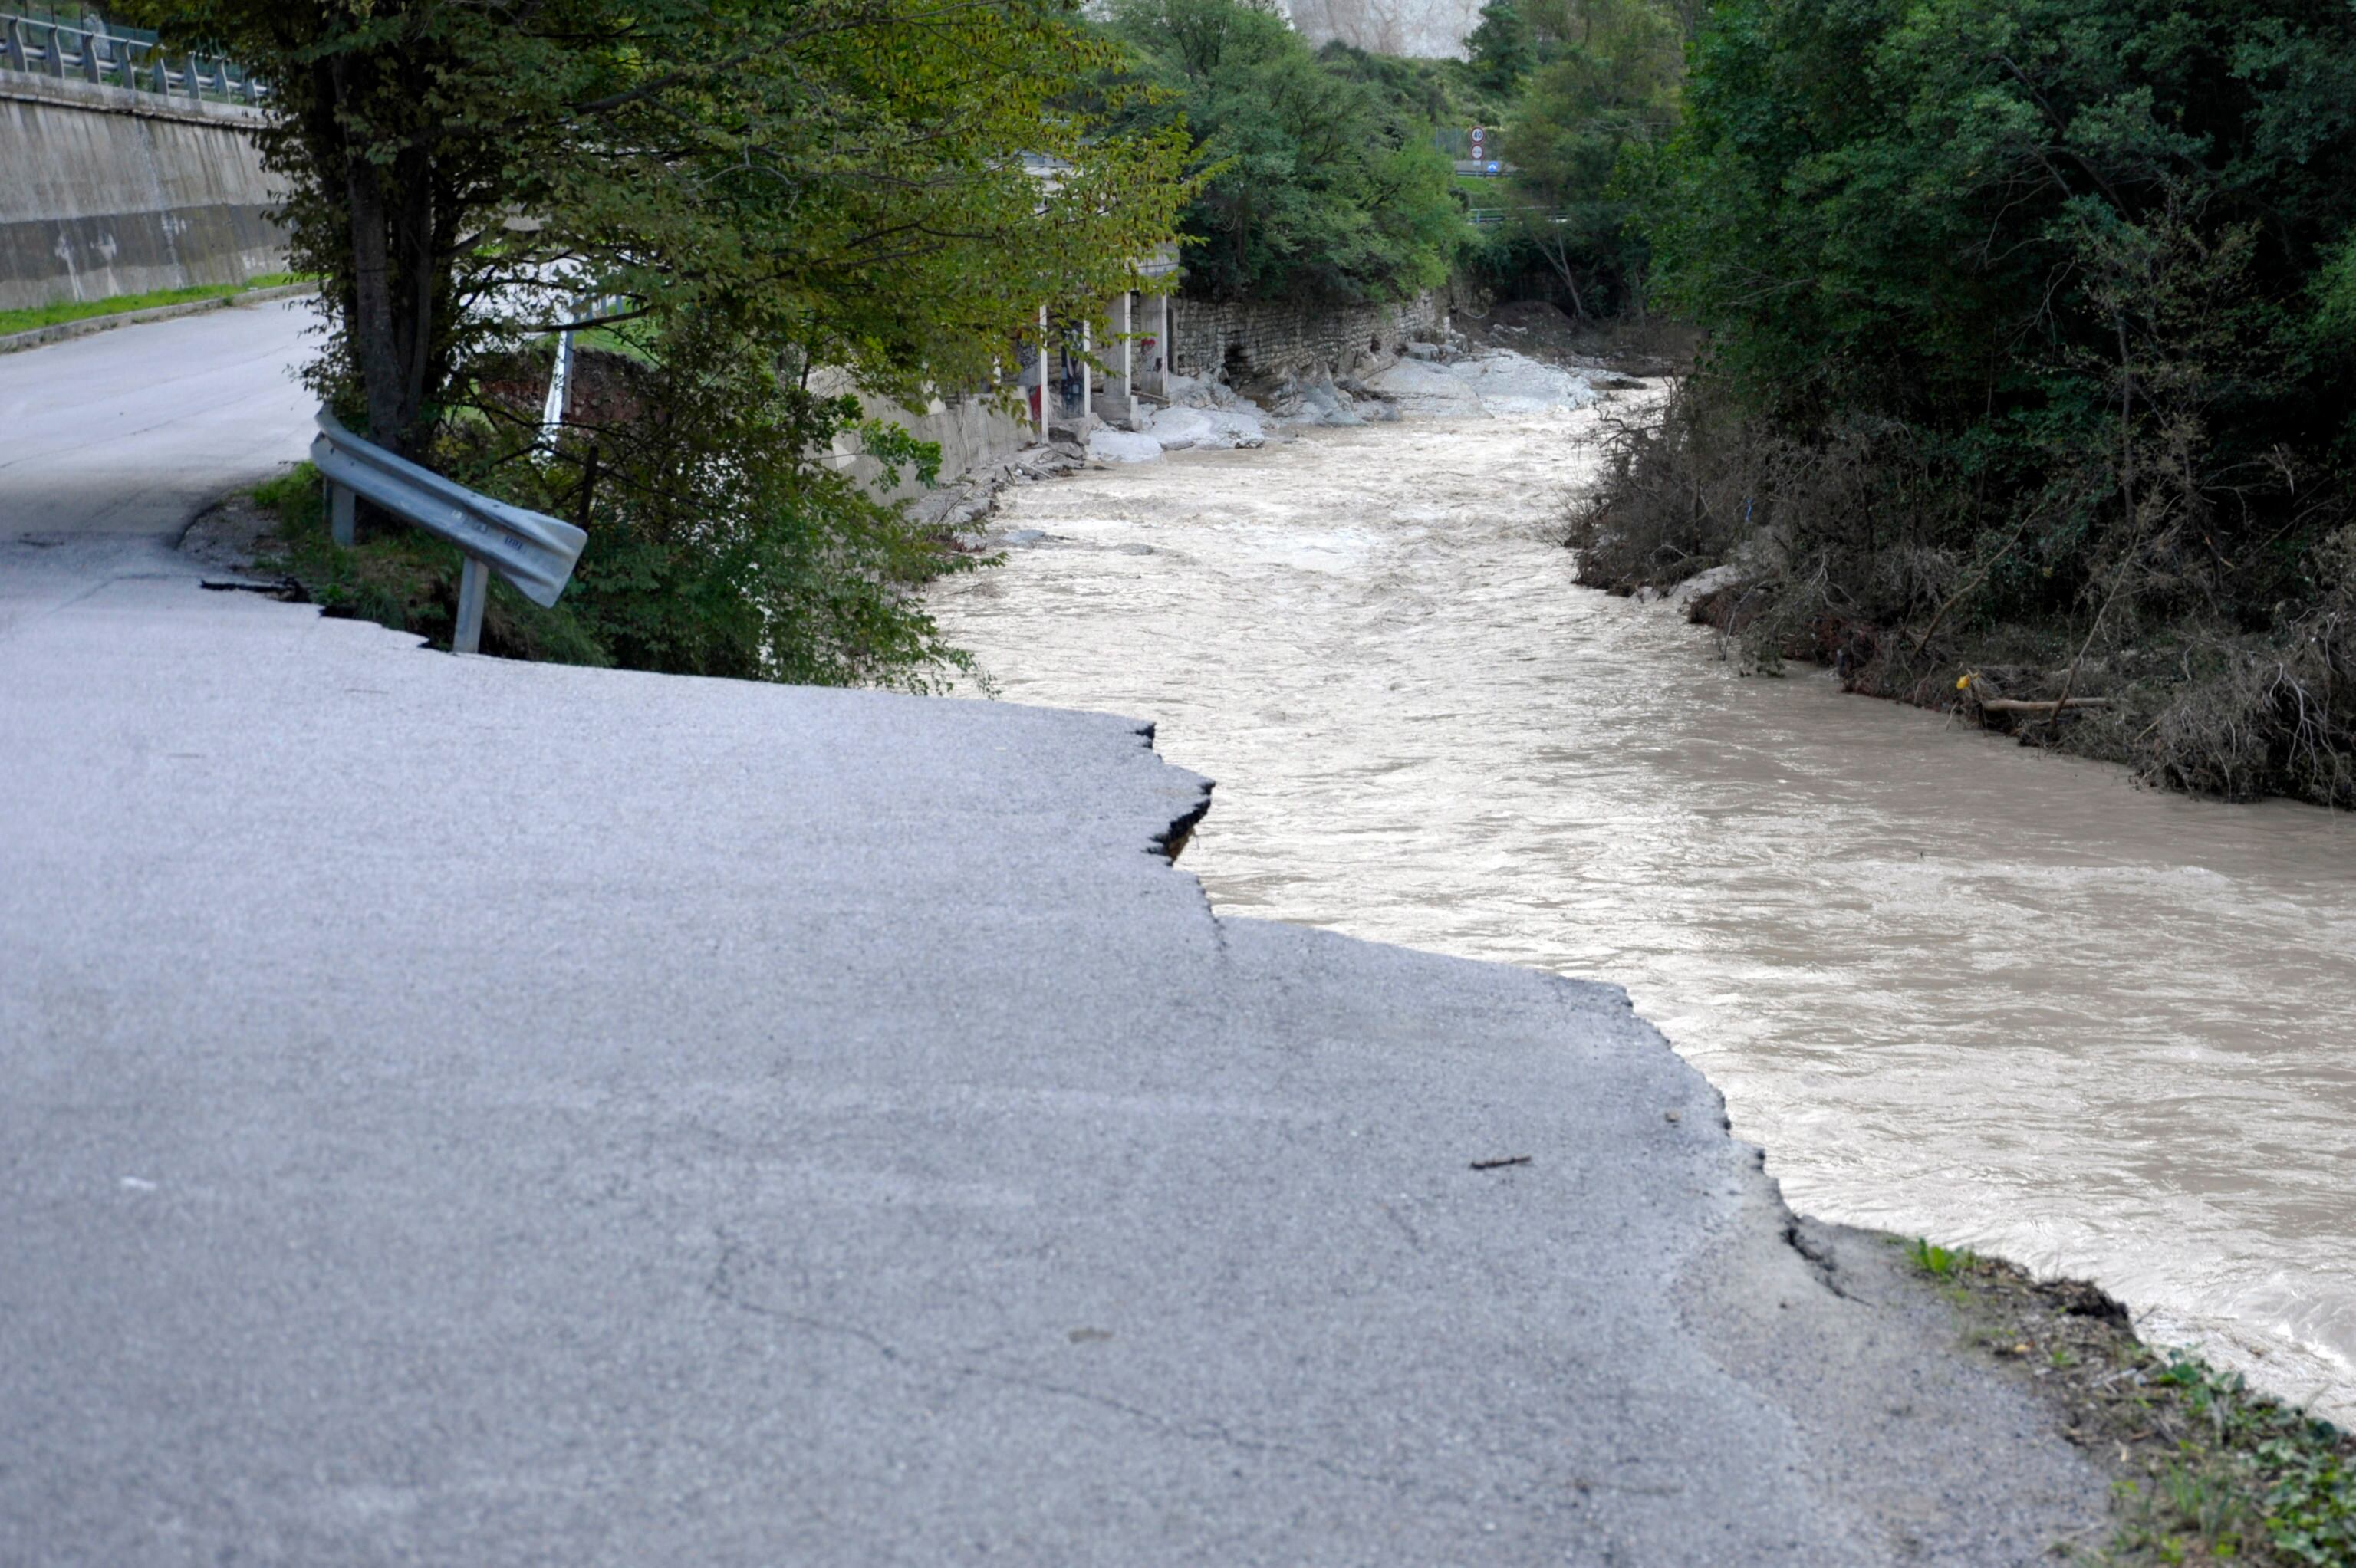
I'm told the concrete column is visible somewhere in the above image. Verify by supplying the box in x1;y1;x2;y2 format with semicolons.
1080;318;1091;422
1117;292;1134;427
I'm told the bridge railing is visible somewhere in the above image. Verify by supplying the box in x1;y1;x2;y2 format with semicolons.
311;410;589;656
0;12;264;104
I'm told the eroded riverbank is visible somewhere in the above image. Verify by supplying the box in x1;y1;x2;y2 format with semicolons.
933;401;2356;1425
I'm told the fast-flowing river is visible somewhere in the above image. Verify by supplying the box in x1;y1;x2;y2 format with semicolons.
932;398;2356;1422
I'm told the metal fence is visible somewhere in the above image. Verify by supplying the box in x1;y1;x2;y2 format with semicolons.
0;12;264;104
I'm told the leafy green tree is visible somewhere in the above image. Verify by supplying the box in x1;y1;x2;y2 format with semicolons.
1466;0;1535;94
126;0;1190;685
1651;0;2355;523
1496;0;1680;317
1107;0;1463;304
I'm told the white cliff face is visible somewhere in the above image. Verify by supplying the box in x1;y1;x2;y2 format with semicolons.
1280;0;1479;58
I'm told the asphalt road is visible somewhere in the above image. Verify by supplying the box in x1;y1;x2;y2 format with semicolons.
0;295;316;540
0;313;2112;1564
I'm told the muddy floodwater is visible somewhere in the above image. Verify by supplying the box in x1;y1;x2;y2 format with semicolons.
932;402;2356;1421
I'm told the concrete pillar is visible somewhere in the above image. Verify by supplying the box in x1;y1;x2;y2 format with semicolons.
1080;318;1091;422
1117;292;1134;427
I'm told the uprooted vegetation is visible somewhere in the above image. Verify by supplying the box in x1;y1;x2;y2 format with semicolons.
1568;380;2356;807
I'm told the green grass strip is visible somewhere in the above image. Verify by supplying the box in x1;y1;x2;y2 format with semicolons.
0;273;311;339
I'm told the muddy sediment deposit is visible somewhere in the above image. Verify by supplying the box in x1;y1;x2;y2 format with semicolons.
935;399;2356;1424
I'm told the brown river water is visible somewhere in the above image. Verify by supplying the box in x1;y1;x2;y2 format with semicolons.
932;398;2356;1422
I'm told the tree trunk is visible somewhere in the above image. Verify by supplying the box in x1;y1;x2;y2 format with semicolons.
393;140;436;445
334;55;409;455
1541;231;1588;323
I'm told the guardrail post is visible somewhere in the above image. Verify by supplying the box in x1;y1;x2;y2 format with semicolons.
327;478;355;547
74;27;97;83
452;556;490;655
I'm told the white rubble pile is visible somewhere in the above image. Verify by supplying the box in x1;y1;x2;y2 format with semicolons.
1261;372;1418;429
1161;371;1260;412
936;340;1595;535
1144;370;1272;449
1361;357;1487;416
1147;403;1268;450
1365;342;1598;417
1266;376;1365;429
1085;428;1163;464
1444;350;1599;414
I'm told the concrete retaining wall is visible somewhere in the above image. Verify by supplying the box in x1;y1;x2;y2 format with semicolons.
809;368;1034;504
0;73;283;312
1169;291;1445;383
856;392;1033;506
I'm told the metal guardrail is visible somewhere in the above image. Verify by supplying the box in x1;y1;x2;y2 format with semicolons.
1466;206;1569;228
311;409;588;655
0;12;263;103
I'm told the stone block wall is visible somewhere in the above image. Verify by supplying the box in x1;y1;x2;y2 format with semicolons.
0;72;283;312
1168;291;1445;383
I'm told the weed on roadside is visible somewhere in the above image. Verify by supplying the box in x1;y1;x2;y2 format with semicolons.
1898;1241;2354;1566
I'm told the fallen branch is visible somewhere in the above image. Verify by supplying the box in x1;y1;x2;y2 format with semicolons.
1469;1155;1532;1171
1979;696;2112;714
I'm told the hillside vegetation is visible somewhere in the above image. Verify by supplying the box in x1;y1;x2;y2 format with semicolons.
1573;0;2356;806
